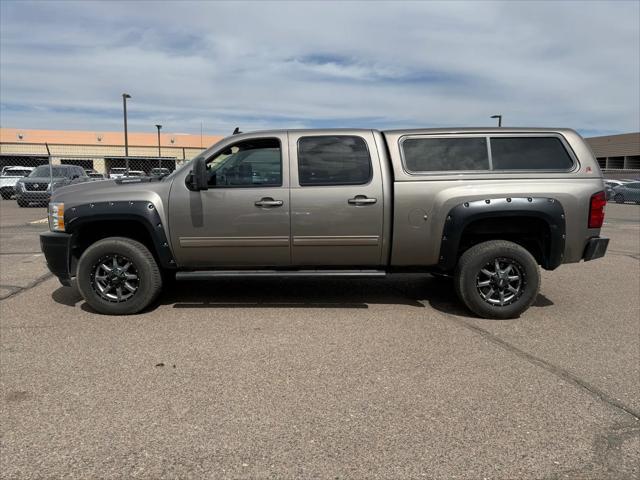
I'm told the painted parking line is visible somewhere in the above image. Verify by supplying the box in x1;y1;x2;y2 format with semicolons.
29;218;48;224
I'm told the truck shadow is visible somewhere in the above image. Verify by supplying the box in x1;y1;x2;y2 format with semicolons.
51;275;554;318
162;276;429;310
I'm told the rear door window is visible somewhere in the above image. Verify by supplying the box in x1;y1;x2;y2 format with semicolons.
490;137;574;170
298;136;372;186
401;137;489;172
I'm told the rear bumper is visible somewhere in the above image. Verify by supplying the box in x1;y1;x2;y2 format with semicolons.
40;231;73;286
583;236;609;262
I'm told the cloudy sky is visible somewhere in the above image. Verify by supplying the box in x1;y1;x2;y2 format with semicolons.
1;0;638;137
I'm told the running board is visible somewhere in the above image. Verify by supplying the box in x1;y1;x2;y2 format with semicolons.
175;269;387;280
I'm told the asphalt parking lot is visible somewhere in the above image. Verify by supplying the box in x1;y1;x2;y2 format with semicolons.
1;201;639;479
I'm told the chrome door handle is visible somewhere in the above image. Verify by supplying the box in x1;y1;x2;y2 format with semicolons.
348;195;377;205
255;197;283;208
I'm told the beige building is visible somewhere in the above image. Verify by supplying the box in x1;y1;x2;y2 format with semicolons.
585;132;640;171
1;127;638;175
0;128;223;174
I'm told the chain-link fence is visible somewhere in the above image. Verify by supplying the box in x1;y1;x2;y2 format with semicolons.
601;168;640;181
1;143;639;205
0;142;207;204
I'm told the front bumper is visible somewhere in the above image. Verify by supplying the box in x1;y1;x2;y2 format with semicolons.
583;236;609;262
40;231;73;286
17;191;50;204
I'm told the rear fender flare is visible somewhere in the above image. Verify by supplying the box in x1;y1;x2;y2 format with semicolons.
438;197;565;271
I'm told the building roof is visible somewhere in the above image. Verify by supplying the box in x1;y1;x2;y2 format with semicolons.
0;128;223;149
585;132;640;158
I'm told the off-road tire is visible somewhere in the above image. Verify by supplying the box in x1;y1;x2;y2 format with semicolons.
614;193;625;204
454;240;540;319
77;237;162;315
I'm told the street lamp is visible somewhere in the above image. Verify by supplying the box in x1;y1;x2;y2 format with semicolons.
122;93;131;173
490;114;502;127
155;124;162;169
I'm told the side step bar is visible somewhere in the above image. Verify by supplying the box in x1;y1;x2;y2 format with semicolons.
176;269;387;280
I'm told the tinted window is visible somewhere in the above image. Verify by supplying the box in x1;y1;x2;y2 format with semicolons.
205;138;281;187
298;136;371;186
401;137;489;172
29;166;70;177
491;137;573;170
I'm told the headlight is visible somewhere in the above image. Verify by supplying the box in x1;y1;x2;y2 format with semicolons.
48;202;65;232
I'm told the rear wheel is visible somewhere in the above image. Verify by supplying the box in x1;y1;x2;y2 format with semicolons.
454;240;540;319
614;193;625;204
1;190;12;200
76;237;162;315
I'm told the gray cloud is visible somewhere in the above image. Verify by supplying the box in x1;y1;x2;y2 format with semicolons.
1;0;638;136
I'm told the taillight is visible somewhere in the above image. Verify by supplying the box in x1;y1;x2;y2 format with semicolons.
588;191;606;229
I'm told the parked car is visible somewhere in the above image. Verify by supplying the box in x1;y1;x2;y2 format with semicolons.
87;172;107;180
16;165;89;207
126;170;145;177
150;167;171;178
109;168;128;179
0;166;34;199
41;127;609;318
611;182;640;204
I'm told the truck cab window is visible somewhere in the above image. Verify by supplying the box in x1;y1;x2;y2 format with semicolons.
298;135;372;186
205;138;282;187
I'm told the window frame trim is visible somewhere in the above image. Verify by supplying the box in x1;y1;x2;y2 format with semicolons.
398;132;579;175
399;134;491;175
203;136;284;189
488;133;578;173
296;134;374;187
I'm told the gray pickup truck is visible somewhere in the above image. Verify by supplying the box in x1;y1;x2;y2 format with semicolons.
40;128;609;318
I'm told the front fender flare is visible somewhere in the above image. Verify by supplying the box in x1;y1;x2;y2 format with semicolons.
64;200;176;269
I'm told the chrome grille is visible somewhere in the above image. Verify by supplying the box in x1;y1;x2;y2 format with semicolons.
24;182;48;191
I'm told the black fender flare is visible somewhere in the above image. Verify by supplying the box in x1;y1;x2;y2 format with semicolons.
438;197;566;271
64;200;176;269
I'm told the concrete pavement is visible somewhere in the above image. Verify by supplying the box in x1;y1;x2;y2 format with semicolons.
1;201;638;479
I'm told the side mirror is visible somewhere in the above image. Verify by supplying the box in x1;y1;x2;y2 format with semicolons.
190;157;209;191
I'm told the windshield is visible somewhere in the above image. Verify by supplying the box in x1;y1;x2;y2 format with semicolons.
29;166;70;177
2;169;31;177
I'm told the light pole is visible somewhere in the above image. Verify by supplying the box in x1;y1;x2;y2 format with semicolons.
490;114;502;127
155;124;162;169
122;93;131;173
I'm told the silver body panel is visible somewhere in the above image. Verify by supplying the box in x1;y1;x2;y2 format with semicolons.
287;129;385;266
52;127;604;270
168;131;291;267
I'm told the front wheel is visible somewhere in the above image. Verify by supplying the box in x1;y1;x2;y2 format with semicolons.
76;237;162;315
17;199;28;207
614;193;625;204
454;240;540;319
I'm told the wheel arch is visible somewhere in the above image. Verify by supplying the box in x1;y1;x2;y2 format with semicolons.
438;197;566;271
65;201;176;276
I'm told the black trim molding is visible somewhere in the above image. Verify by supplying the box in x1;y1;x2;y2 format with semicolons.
438;197;566;271
64;200;176;269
